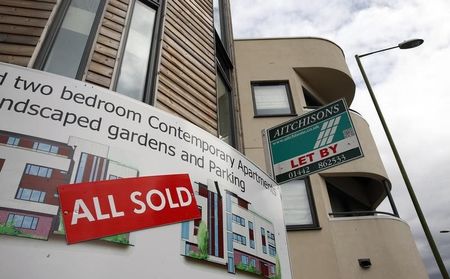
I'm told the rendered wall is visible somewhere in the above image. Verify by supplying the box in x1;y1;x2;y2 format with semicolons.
234;37;428;279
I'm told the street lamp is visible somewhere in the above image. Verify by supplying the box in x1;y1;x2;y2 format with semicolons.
355;39;449;279
440;230;450;234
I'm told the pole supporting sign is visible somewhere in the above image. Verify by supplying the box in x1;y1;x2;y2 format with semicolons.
265;99;364;184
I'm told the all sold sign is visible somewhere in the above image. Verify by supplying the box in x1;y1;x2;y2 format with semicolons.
58;174;200;244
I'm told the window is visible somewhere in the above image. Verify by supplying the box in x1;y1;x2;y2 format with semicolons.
233;233;246;245
16;188;46;203
248;221;255;248
25;164;53;178
252;81;295;116
213;0;229;50
270;265;275;274
250;258;256;267
213;0;223;39
302;86;323;107
7;136;20;146
213;0;236;146
241;255;248;265
281;178;319;230
261;227;267;253
115;0;157;102
217;74;234;145
181;221;190;240
33;142;59;154
7;213;38;230
36;0;105;79
268;245;277;256
232;214;245;227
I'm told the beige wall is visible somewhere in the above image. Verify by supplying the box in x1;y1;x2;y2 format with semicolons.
234;37;428;279
286;174;428;279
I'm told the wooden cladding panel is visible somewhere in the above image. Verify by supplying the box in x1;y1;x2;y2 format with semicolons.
159;67;216;112
0;0;54;11
157;0;217;136
0;54;29;66
159;82;217;131
157;87;217;135
0;33;39;45
0;0;56;66
170;0;213;42
0;14;48;27
85;0;129;89
0;6;52;18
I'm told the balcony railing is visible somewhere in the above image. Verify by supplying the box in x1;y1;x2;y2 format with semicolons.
329;210;399;218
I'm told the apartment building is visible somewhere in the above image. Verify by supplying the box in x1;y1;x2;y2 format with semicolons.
0;130;138;241
234;37;429;278
181;180;277;277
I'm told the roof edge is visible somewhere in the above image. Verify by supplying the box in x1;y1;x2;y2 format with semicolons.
234;36;345;57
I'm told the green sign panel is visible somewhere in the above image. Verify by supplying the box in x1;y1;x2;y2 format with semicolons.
266;99;364;184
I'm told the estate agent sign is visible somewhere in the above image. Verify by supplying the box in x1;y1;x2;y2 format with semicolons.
266;99;363;183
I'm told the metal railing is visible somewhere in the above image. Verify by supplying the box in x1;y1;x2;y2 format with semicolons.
329;210;399;218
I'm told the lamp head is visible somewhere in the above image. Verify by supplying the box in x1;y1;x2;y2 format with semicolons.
398;39;424;49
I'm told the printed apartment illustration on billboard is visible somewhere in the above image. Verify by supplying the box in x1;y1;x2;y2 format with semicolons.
0;130;138;243
181;180;279;278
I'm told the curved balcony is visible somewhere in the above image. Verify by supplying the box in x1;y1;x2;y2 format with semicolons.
235;37;355;105
320;111;390;209
287;215;427;278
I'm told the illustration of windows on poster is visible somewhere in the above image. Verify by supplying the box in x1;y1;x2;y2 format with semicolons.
180;179;281;278
0;130;138;244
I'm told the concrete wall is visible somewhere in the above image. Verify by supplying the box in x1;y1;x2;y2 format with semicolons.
234;37;428;279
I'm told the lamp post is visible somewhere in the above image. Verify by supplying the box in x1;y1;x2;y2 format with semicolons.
355;39;449;279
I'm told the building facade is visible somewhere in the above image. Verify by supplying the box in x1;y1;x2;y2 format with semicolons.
181;179;278;277
0;0;428;278
0;130;138;242
234;37;429;278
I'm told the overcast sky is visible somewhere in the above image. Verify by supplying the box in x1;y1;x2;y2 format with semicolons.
230;0;450;277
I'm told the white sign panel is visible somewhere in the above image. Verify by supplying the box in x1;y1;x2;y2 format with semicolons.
0;63;290;279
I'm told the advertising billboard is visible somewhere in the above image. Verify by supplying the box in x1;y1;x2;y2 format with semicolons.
265;99;363;184
0;63;290;279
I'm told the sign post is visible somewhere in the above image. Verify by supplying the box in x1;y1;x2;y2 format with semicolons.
265;99;363;184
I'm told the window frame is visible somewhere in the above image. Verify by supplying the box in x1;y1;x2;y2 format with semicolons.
16;187;46;203
251;80;296;117
112;0;164;105
283;177;320;231
213;0;236;147
7;136;20;146
33;0;106;80
25;164;53;178
7;213;39;230
216;68;236;146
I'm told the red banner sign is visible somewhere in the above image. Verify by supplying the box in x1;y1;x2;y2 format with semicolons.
58;174;200;244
